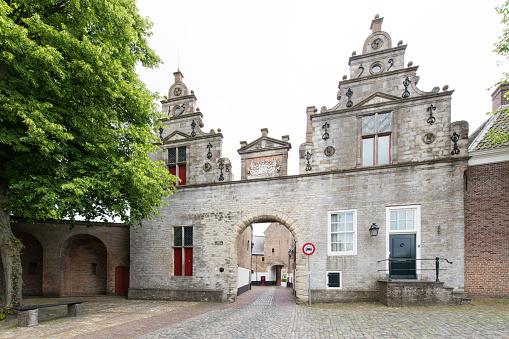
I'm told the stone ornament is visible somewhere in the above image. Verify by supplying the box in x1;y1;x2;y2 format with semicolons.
371;37;383;49
324;146;336;157
370;62;384;74
247;159;280;179
423;133;436;144
203;162;212;172
173;87;182;96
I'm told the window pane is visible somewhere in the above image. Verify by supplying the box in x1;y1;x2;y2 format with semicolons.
378;135;390;165
378;113;391;133
331;223;338;233
407;219;415;230
168;148;176;164
174;227;182;246
362;115;375;135
390;220;398;230
407;210;415;220
399;220;406;230
331;243;338;252
184;227;193;246
390;210;397;222
345;213;353;222
331;214;338;223
338;222;345;232
363;138;374;166
178;147;186;162
331;234;338;243
345;222;353;232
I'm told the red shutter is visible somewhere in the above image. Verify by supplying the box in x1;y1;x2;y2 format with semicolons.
174;248;182;276
169;166;177;186
184;248;193;276
179;165;186;185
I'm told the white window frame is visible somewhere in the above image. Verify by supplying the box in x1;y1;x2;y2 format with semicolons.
326;271;342;289
385;205;421;278
328;209;357;256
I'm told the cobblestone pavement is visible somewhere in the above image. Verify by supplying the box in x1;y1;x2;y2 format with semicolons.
1;287;508;338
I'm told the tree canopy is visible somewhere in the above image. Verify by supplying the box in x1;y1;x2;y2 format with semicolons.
0;0;175;307
0;0;174;225
492;1;509;143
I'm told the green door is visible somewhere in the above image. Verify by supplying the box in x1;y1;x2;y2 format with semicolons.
389;234;416;279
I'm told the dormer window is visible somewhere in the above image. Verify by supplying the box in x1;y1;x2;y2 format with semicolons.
362;112;391;166
168;146;187;185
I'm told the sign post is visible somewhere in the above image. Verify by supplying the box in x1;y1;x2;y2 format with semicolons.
302;243;315;305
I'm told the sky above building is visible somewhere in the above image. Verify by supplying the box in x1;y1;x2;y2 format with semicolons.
136;0;506;179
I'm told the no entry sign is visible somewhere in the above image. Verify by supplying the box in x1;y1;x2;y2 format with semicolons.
303;243;315;255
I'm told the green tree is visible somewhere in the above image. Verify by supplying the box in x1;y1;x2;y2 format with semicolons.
0;0;175;307
492;1;509;143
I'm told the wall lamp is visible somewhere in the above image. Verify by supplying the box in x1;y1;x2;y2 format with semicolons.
369;223;379;236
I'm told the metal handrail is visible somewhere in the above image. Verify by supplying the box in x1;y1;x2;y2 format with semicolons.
377;257;453;282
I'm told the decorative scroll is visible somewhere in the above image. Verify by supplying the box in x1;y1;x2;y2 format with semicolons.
247;159;280;179
322;122;330;140
207;143;213;159
305;152;312;171
358;64;364;78
346;88;353;108
427;104;436;125
219;160;225;181
402;77;411;98
388;58;394;71
451;132;460;155
191;120;196;137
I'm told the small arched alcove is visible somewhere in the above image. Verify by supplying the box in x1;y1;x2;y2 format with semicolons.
62;234;107;296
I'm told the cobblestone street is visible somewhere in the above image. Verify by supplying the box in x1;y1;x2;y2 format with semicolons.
1;286;508;338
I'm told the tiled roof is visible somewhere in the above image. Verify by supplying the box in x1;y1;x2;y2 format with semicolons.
469;109;509;152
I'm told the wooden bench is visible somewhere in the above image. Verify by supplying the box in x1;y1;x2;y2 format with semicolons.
14;301;85;327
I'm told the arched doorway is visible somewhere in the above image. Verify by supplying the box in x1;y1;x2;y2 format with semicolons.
233;212;304;302
14;231;43;296
62;234;107;296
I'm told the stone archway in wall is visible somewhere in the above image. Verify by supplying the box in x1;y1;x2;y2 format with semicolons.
230;211;306;303
13;231;43;296
62;234;107;296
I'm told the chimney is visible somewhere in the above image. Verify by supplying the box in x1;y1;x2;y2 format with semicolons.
261;128;268;137
491;83;509;112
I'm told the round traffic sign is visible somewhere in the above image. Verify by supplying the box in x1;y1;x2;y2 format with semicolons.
302;243;315;255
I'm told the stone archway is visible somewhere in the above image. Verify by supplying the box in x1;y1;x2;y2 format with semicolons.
13;231;43;296
62;234;107;296
230;211;306;303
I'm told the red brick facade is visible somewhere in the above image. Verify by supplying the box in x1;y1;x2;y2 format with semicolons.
464;161;509;298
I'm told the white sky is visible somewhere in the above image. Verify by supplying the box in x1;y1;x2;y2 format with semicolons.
136;0;507;179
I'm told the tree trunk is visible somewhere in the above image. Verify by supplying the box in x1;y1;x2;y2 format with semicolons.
0;181;23;308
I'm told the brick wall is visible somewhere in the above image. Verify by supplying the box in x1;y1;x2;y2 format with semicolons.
465;161;509;298
12;219;129;296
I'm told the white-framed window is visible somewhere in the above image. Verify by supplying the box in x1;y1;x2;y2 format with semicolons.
328;210;357;256
386;205;421;233
326;271;342;289
362;112;391;166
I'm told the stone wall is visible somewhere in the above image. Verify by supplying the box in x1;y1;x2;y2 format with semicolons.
465;161;509;298
130;157;467;303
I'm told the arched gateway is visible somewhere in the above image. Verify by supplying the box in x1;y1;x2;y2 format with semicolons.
129;16;468;304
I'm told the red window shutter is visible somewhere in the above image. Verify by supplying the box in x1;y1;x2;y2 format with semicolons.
169;166;177;186
179;165;187;186
184;248;193;276
174;248;182;276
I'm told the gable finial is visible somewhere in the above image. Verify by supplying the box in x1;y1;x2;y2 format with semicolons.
370;14;384;33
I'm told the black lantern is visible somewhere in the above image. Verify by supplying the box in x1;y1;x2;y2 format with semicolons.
369;223;379;236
